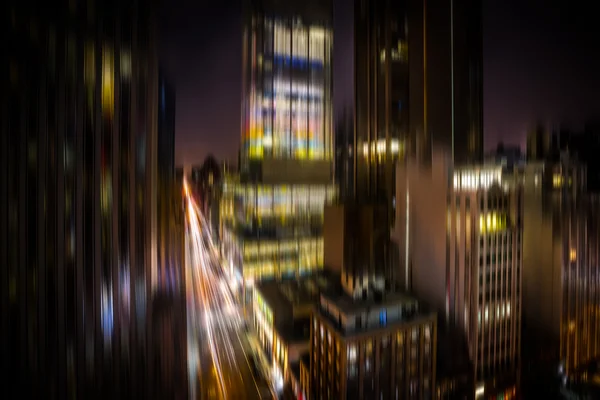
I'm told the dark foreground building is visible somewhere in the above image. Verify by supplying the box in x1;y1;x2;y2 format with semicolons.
1;0;162;397
350;0;483;283
151;292;188;400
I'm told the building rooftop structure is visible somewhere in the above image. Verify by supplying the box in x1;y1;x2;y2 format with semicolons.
317;279;435;337
256;270;339;321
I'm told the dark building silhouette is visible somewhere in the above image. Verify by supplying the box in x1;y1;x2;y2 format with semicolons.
335;107;354;201
484;142;525;166
527;123;600;192
526;123;551;162
2;0;161;397
150;292;188;400
352;0;483;283
158;69;176;181
353;0;483;204
197;155;222;241
156;70;181;293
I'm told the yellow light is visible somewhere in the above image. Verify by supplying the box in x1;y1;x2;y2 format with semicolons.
101;47;114;118
553;173;564;188
480;213;506;233
295;148;307;159
570;248;577;262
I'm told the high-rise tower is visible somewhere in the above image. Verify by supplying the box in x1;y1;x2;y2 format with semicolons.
352;0;483;279
2;0;160;397
220;0;337;309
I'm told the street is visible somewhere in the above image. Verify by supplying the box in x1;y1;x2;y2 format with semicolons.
185;185;273;400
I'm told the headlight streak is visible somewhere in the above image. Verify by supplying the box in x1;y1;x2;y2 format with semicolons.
185;192;249;399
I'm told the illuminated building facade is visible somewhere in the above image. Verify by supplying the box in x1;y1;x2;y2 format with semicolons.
220;181;336;299
2;0;159;397
241;0;333;162
394;152;522;397
222;0;336;306
311;282;437;399
252;273;334;393
522;157;600;376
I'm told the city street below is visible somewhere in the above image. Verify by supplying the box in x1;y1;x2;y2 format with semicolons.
185;185;274;400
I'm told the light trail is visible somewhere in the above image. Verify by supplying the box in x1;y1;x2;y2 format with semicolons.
187;199;228;398
184;183;264;399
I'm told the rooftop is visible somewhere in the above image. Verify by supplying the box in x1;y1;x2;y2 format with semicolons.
321;286;416;315
317;284;436;337
256;270;339;311
277;318;311;344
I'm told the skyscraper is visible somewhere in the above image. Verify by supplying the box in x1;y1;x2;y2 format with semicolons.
157;69;176;181
241;0;334;166
351;0;483;283
521;156;600;378
220;0;337;308
2;0;159;397
156;69;180;292
353;0;483;202
394;152;522;397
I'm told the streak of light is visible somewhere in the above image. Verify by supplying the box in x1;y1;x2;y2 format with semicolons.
184;188;254;399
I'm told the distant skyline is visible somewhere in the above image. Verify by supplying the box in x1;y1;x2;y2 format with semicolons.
161;0;600;166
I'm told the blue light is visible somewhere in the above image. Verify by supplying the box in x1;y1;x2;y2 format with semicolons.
101;283;114;343
379;309;387;326
273;54;324;70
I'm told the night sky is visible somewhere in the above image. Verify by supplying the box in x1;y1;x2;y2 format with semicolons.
160;0;600;167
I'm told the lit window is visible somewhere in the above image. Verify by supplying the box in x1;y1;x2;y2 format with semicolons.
570;248;577;262
379;309;387;326
553;174;564;188
347;344;357;362
101;47;114;118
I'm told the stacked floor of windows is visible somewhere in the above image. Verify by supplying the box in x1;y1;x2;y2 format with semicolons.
475;190;521;382
220;182;336;281
243;16;333;161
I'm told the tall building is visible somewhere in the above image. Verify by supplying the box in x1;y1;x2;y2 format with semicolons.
350;0;483;282
311;279;437;399
521;155;600;378
353;0;483;203
394;152;522;397
324;204;389;280
2;0;159;397
156;70;181;292
334;107;353;200
220;0;337;307
150;292;188;400
157;69;176;180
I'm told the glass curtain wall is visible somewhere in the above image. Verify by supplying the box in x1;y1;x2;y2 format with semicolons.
244;17;332;161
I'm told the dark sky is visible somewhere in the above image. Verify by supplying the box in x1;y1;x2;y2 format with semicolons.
160;0;600;167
